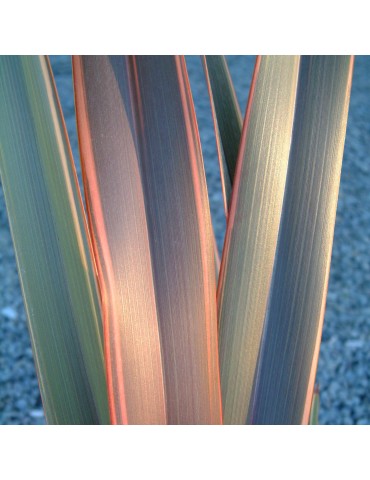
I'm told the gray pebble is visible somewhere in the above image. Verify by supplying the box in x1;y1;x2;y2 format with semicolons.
1;306;17;320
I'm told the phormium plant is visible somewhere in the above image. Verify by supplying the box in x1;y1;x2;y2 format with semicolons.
0;55;353;424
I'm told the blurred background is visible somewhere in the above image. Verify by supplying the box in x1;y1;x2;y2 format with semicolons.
0;55;369;424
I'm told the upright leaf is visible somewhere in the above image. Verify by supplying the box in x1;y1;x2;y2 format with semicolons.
0;56;109;424
218;56;300;424
248;56;354;425
73;56;222;424
202;55;242;213
309;385;320;425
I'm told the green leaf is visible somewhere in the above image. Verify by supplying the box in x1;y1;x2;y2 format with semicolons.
73;56;222;424
202;55;242;213
309;385;320;425
218;56;300;424
248;56;354;425
0;56;109;424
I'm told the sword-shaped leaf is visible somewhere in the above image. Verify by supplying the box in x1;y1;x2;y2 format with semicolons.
202;55;242;214
0;56;109;424
248;56;354;425
309;385;320;425
218;56;300;424
73;56;222;424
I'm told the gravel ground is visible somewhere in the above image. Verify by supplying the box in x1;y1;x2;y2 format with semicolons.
0;56;369;425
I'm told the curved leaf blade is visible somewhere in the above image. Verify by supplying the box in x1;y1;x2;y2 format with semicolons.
202;55;242;213
248;56;354;425
0;56;109;424
73;55;166;425
218;56;300;424
73;56;222;424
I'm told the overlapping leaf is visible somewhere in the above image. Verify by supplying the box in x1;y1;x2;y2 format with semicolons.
217;56;300;424
73;56;222;424
0;56;109;424
202;55;242;214
248;56;354;425
1;54;352;426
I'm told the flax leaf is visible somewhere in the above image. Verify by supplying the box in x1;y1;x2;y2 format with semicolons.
73;56;222;424
0;55;109;424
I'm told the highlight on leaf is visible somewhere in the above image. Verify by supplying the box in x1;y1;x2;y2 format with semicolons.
217;56;300;425
73;55;222;425
248;55;354;425
0;55;354;425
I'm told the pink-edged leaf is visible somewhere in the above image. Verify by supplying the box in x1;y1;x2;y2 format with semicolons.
217;56;300;424
0;55;109;424
248;56;354;425
73;56;222;424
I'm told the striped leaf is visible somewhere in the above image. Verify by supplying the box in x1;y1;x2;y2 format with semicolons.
309;385;320;425
0;56;109;424
202;55;242;213
73;56;222;424
218;56;300;424
248;56;354;425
